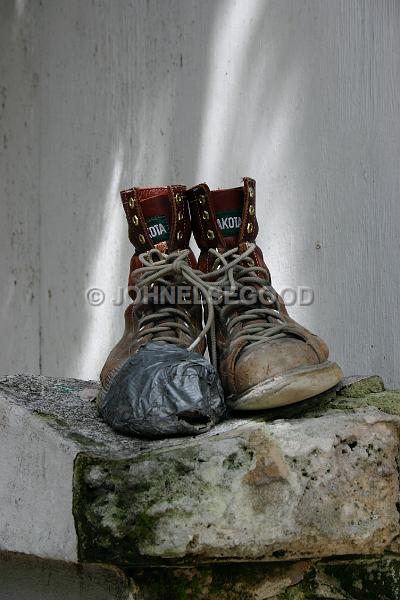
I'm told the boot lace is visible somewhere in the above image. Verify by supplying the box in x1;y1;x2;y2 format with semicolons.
134;244;297;368
133;248;214;348
201;243;300;366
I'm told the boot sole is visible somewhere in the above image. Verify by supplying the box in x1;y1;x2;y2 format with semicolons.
228;361;343;411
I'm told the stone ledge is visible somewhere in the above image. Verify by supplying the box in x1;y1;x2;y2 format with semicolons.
1;374;400;568
127;555;400;599
4;551;400;599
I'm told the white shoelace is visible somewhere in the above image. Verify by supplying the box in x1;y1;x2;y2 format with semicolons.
134;244;295;367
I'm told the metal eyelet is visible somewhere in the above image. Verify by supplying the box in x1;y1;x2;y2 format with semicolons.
177;211;184;221
249;205;255;215
132;215;139;226
177;231;183;240
207;230;215;240
129;197;135;208
198;194;206;205
175;193;183;203
138;234;145;244
247;223;254;233
202;210;209;220
249;186;255;199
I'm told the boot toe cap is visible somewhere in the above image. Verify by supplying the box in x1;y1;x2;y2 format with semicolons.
233;337;323;396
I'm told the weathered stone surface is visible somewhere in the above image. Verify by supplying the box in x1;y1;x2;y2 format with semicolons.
319;556;400;600
127;557;400;599
4;551;400;600
128;561;314;599
76;408;400;566
1;374;400;568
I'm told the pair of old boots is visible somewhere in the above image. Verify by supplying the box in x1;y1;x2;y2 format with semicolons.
98;178;342;437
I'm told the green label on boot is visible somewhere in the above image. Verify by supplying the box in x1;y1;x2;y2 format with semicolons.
145;215;170;243
216;210;242;236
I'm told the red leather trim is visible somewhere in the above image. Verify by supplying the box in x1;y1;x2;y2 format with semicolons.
120;185;189;253
140;193;171;220
212;187;243;211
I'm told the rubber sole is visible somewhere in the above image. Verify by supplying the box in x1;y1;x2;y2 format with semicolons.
228;361;343;411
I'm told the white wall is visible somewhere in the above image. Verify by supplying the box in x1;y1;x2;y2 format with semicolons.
1;0;400;386
0;1;40;374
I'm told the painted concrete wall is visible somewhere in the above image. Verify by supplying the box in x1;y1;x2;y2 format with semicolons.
1;0;400;385
0;1;40;374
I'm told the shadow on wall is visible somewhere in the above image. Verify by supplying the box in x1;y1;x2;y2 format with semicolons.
42;0;221;379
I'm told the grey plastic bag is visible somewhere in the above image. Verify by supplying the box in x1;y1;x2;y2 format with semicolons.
98;342;227;438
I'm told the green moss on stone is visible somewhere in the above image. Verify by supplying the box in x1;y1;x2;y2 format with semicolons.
282;588;306;600
321;557;400;600
125;560;400;599
130;564;311;600
68;431;105;447
128;512;158;546
33;410;68;427
339;376;384;398
137;570;206;600
72;447;211;566
332;390;400;416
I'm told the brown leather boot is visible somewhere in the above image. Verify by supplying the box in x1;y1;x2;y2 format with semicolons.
188;177;343;410
97;185;227;438
99;185;206;392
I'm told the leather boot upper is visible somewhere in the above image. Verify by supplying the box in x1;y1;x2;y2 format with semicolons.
188;178;329;398
100;185;204;389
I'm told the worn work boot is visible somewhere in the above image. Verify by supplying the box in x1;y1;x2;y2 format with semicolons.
188;178;343;410
98;185;225;437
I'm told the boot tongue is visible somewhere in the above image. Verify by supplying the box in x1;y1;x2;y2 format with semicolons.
212;187;244;248
139;190;172;245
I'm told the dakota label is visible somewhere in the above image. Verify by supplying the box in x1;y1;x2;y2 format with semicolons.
145;215;170;243
216;210;242;236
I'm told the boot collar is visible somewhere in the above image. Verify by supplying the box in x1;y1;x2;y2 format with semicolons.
187;177;258;251
120;185;189;253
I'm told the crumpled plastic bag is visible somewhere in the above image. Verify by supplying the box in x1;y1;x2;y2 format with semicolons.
97;342;227;438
